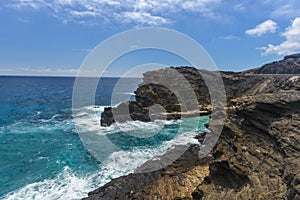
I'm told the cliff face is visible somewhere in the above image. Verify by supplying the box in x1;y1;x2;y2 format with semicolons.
193;92;300;199
87;55;300;200
101;67;213;127
83;144;212;200
101;63;300;127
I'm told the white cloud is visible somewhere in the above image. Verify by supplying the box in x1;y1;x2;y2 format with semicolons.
9;0;50;10
245;20;278;36
69;10;100;18
54;0;73;6
115;11;170;26
233;3;244;11
8;0;222;26
260;17;300;55
219;35;240;40
272;5;300;19
268;0;300;19
182;0;221;13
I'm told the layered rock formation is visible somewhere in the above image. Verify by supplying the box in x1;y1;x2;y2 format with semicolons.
86;54;300;199
193;92;300;199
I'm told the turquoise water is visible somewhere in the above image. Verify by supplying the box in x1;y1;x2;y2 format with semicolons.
0;76;209;199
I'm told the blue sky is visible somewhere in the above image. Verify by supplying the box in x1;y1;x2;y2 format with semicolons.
0;0;300;76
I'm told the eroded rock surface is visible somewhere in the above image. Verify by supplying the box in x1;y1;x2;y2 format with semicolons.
101;54;300;127
86;54;300;200
194;92;300;199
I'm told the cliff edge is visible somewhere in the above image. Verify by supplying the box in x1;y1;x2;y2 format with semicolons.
85;54;300;200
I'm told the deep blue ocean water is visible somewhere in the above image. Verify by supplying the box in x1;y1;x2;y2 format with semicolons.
0;76;209;200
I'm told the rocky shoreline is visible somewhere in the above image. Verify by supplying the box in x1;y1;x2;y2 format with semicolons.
84;54;300;199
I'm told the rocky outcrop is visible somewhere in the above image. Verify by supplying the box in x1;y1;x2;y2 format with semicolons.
193;92;300;199
86;90;300;200
83;144;212;200
87;54;300;200
100;54;300;127
101;67;213;127
243;53;300;74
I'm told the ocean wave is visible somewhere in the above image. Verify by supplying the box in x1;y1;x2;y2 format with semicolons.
3;123;203;200
118;92;135;96
3;167;96;200
2;105;209;200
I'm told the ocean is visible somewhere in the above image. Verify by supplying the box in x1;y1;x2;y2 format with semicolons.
0;76;209;200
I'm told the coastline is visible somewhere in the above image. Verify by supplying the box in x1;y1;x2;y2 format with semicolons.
85;54;300;199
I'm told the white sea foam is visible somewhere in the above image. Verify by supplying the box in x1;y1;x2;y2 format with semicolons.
3;167;96;200
3;106;207;200
3;127;201;200
120;92;136;96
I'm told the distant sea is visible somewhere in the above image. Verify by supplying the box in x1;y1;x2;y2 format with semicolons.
0;76;209;200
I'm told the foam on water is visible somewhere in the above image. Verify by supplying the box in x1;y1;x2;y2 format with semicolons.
2;106;209;200
3;167;97;200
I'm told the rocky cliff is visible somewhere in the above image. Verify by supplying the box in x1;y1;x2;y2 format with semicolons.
193;91;300;199
101;54;300;127
101;67;214;127
243;53;300;74
85;54;300;199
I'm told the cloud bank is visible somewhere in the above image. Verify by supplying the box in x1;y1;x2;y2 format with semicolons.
8;0;222;26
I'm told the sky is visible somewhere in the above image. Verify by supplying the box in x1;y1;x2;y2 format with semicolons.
0;0;300;76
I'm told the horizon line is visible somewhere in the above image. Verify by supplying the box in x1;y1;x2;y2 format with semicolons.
0;74;142;78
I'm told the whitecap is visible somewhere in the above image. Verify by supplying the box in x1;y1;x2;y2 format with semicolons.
3;167;96;200
4;113;208;200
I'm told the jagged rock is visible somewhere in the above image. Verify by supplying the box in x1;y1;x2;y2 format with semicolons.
83;144;211;200
101;55;300;127
194;92;300;199
101;67;212;127
88;54;300;200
